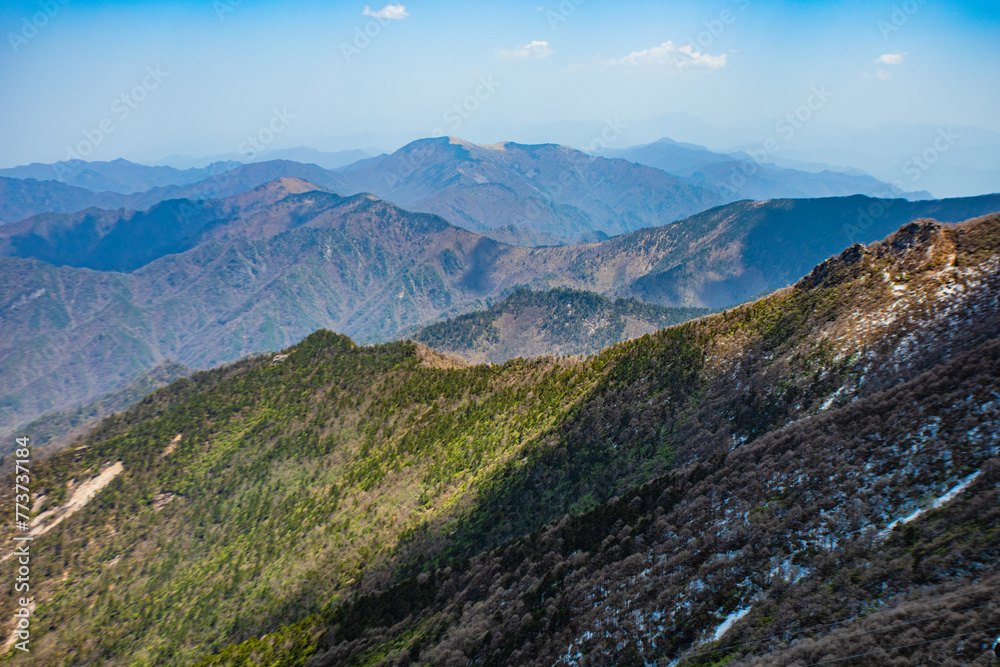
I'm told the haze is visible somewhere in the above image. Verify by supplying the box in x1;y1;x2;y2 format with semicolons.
1;0;999;196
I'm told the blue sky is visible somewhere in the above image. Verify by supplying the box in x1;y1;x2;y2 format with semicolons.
1;0;998;167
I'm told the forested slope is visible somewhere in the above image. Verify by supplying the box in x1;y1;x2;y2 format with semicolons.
411;287;711;364
1;214;998;665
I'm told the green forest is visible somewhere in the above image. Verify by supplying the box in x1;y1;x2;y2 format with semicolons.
1;215;998;665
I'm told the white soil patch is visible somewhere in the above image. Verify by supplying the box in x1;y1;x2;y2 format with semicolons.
153;492;176;511
29;462;125;537
161;433;182;458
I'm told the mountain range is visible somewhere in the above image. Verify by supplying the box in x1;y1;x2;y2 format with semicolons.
0;137;936;246
597;137;932;201
2;178;999;435
2;212;997;665
0;160;347;224
0;158;242;195
153;147;375;171
470;115;1000;199
331;137;726;243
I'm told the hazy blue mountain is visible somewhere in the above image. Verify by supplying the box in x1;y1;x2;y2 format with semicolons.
120;160;348;211
7;140;726;244
0;177;328;272
250;147;373;169
151;147;375;171
0;160;349;224
596;136;737;173
332;136;726;242
0;176;130;224
598;137;933;200
727;121;1000;198
0;158;242;194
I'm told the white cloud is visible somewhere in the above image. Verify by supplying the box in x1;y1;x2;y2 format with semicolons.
600;41;727;71
495;40;553;60
362;4;409;20
875;52;905;65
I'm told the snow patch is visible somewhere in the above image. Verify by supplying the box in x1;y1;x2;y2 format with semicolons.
931;470;982;508
880;470;983;538
709;606;752;642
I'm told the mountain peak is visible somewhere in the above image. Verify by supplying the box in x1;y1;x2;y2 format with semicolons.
446;136;509;151
262;176;327;195
402;136;511;153
796;214;993;291
226;176;329;207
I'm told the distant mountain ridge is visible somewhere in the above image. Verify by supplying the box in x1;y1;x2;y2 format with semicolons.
1;136;937;243
0;176;130;224
1;139;723;242
331;136;726;242
411;287;712;364
0;158;241;194
153;146;374;170
0;160;349;224
2;180;998;434
598;137;934;201
0;151;371;193
0;177;333;272
248;147;372;170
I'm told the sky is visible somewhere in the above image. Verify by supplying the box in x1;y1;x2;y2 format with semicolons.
1;0;999;168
